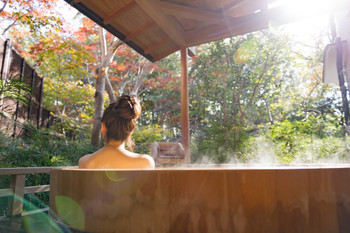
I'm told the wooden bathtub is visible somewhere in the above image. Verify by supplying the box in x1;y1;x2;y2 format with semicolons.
49;165;350;233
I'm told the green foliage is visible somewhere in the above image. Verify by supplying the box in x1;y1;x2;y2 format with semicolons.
0;73;31;118
133;124;173;154
0;125;95;168
0;126;95;216
268;117;348;163
43;79;98;139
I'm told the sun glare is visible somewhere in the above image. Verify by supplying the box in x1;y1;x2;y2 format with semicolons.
266;0;348;44
268;0;346;18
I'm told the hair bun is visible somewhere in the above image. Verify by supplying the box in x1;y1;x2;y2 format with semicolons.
117;95;141;120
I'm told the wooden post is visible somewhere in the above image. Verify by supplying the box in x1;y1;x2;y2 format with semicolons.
27;70;36;121
7;174;25;217
336;38;350;131
0;39;11;116
0;38;11;80
181;47;190;163
37;76;44;129
13;58;26;137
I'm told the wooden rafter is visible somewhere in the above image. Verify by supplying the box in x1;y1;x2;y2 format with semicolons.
224;0;267;18
144;37;171;54
103;1;136;25
221;0;247;14
126;21;156;41
185;10;269;46
159;1;235;23
135;0;185;47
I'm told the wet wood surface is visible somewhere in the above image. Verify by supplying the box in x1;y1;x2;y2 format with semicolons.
50;166;350;233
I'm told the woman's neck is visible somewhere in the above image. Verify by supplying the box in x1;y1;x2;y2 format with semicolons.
105;140;125;150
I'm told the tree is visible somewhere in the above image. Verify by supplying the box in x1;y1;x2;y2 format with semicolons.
0;0;62;55
189;32;295;162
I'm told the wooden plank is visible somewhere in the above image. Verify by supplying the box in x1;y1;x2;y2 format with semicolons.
126;21;156;41
103;1;136;25
24;185;50;194
0;167;52;175
144;37;171;54
0;185;50;198
159;1;234;23
0;188;13;198
181;48;190;164
221;0;245;13
135;0;185;47
223;0;263;17
7;175;25;217
153;45;178;61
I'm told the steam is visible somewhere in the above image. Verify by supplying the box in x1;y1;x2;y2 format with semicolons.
184;135;350;167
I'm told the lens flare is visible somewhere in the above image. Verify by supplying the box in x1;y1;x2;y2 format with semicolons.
94;170;150;196
23;211;63;233
55;196;85;231
105;170;126;182
233;40;258;64
3;192;63;233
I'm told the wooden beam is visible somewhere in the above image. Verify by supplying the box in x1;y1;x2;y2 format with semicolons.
24;185;50;194
221;0;245;13
7;175;25;217
135;0;185;46
159;1;234;23
125;21;156;41
144;37;171;54
180;48;190;164
0;188;13;198
103;1;136;25
0;167;53;175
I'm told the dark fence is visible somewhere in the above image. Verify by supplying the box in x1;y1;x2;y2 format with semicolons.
0;36;54;136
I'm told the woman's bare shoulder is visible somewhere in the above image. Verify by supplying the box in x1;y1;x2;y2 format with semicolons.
78;154;91;168
135;154;155;169
78;152;99;168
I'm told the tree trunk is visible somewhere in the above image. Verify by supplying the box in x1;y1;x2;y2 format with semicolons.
91;27;107;147
335;37;350;132
105;72;116;102
91;29;124;146
264;97;274;125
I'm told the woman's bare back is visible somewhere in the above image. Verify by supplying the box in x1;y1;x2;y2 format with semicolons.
79;146;155;169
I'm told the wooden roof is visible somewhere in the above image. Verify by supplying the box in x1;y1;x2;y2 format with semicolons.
65;0;349;62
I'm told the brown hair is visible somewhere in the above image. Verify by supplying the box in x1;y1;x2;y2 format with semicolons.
101;95;141;151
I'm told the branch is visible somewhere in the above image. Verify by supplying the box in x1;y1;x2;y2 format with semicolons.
0;0;9;14
244;58;269;113
2;18;19;35
101;37;123;68
104;73;116;102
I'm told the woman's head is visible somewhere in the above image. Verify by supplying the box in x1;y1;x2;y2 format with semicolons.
101;95;141;150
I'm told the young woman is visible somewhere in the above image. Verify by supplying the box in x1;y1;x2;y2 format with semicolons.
79;95;155;169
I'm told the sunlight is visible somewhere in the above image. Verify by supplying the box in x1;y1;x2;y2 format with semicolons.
269;0;345;16
268;0;347;19
267;0;347;44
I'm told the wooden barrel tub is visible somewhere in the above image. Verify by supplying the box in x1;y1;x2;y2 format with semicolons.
49;165;350;233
